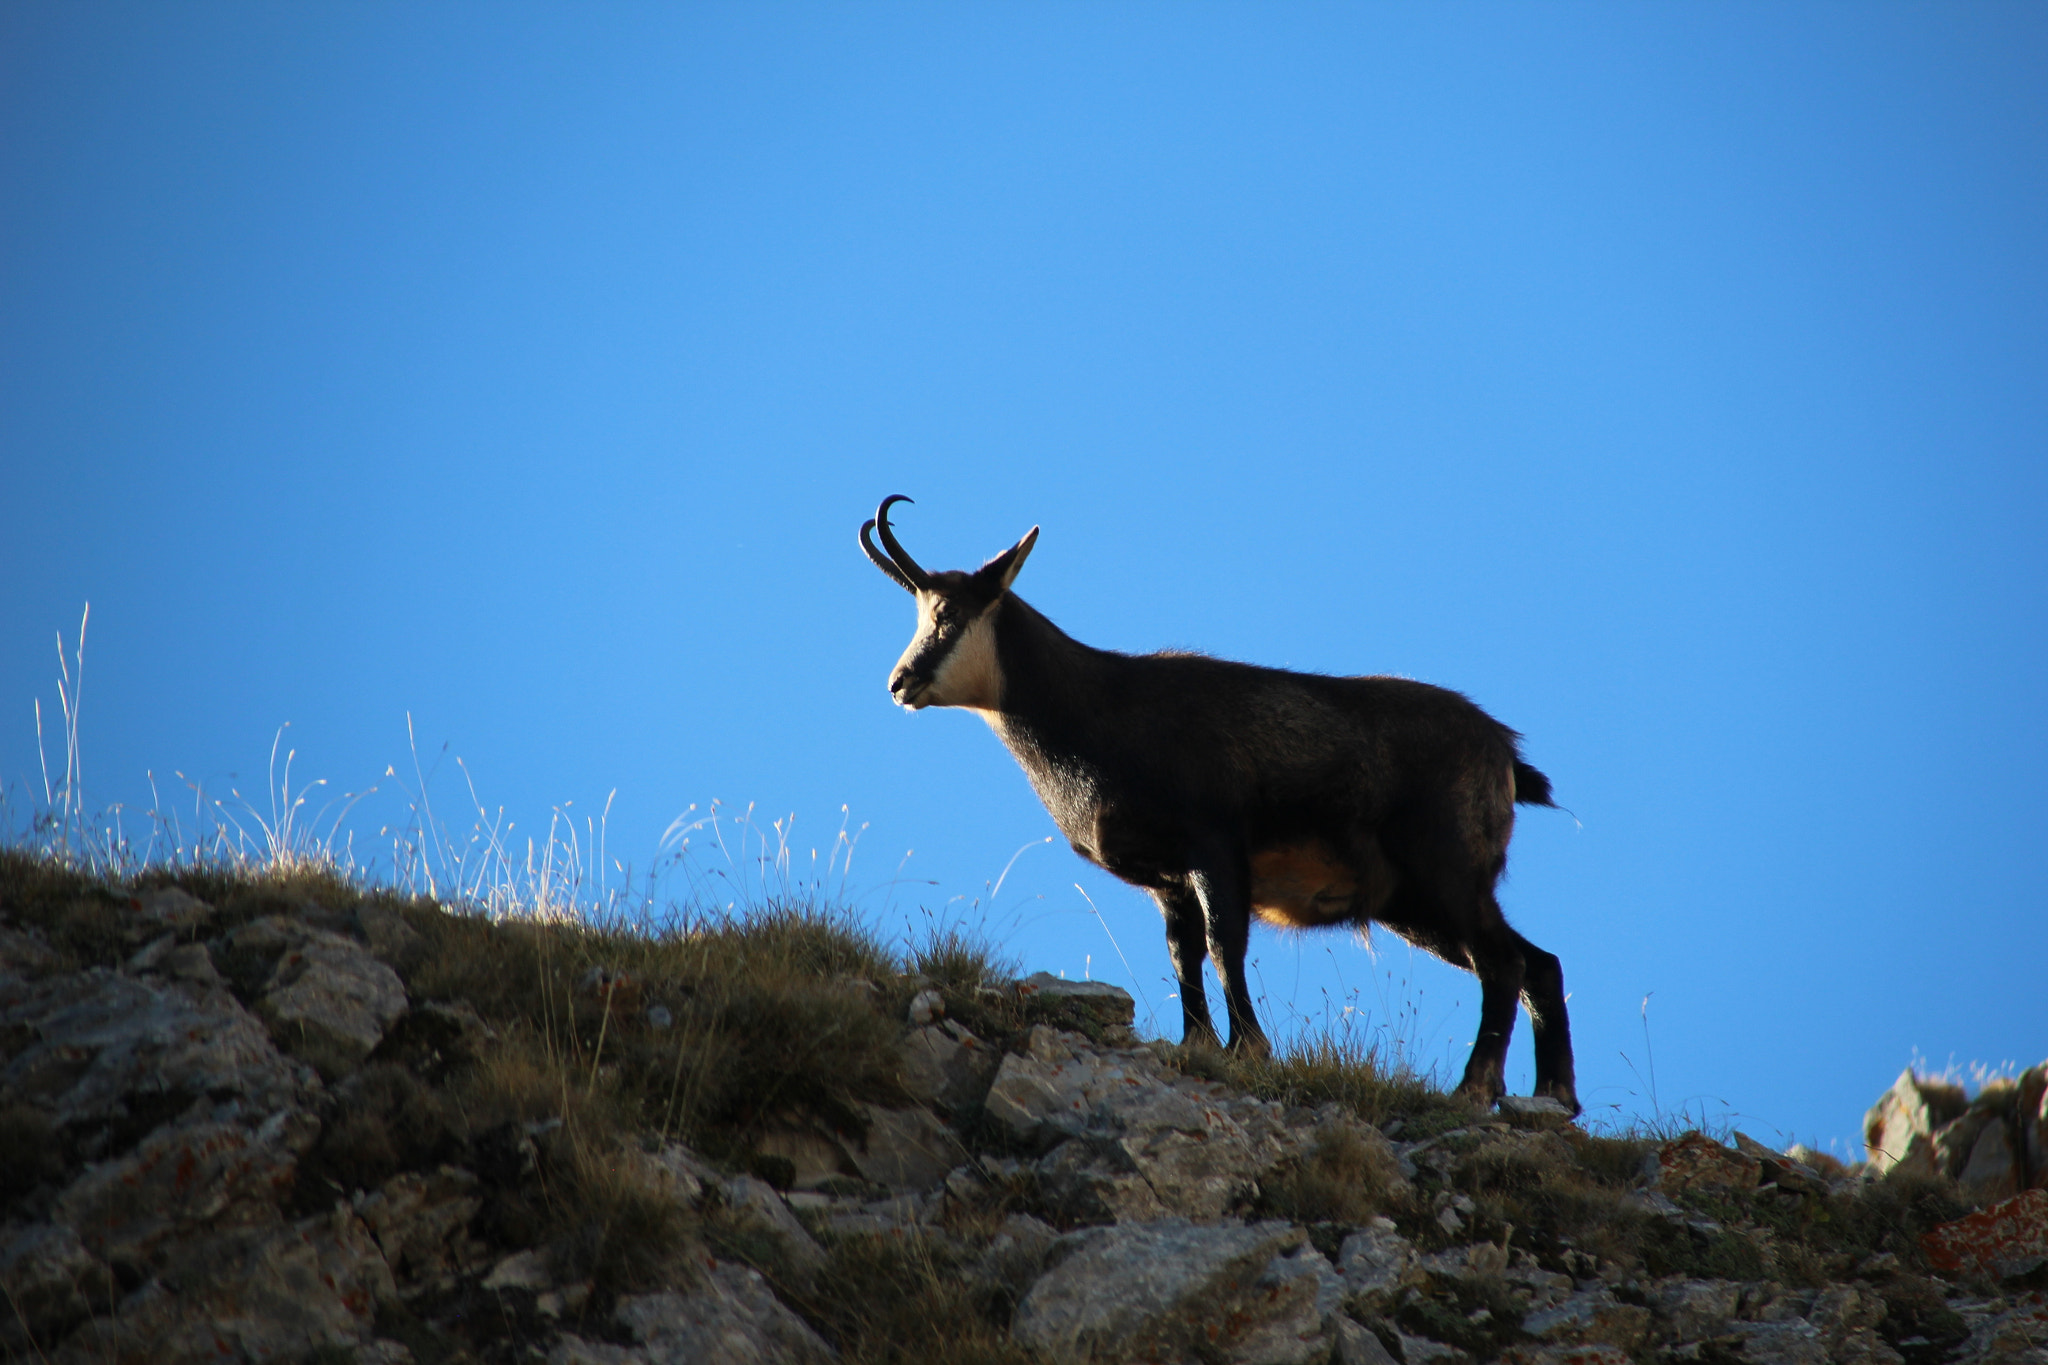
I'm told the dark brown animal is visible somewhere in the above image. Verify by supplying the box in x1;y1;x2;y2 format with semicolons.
860;495;1577;1114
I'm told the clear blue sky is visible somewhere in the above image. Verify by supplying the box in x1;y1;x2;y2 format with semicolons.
4;3;2044;1156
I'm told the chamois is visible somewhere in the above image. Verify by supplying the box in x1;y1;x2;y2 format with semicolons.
860;495;1578;1115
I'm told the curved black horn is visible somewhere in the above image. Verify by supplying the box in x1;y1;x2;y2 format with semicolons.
860;516;918;594
872;494;932;590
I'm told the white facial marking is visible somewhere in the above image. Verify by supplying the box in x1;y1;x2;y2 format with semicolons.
928;607;1002;710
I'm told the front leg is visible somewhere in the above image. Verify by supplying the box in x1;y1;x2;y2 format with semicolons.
1153;885;1221;1048
1188;851;1269;1056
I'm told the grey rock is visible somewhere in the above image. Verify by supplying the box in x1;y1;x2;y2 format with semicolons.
972;1213;1061;1296
135;886;216;934
1335;1218;1421;1306
0;923;62;975
354;903;425;972
56;1209;394;1365
1265;1244;1344;1320
241;917;409;1079
614;1261;838;1364
1035;1136;1168;1224
899;1020;1000;1115
0;1222;116;1350
482;1247;553;1291
1230;1245;1344;1365
1522;1287;1653;1351
160;942;223;984
1652;1277;1743;1340
618;1142;713;1205
126;932;179;973
1729;1318;1829;1365
353;1165;485;1291
1012;1217;1307;1362
1393;1331;1471;1364
1956;1116;2023;1203
722;1175;826;1274
1948;1294;2048;1365
821;1191;938;1239
907;986;945;1025
1805;1285;1904;1365
752;1126;852;1190
1015;972;1136;1028
550;1335;648;1365
1864;1069;1968;1178
53;1106;321;1268
1334;1316;1400;1365
985;1027;1300;1219
848;1103;969;1192
0;969;302;1134
1496;1094;1575;1129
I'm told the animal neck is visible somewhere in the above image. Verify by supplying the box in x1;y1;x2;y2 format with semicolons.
983;594;1113;750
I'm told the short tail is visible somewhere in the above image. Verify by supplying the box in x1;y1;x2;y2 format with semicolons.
1513;760;1555;807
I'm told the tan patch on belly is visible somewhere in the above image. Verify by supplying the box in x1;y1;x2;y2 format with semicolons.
1251;842;1362;928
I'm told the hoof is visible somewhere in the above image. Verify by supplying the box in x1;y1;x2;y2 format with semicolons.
1452;1079;1503;1110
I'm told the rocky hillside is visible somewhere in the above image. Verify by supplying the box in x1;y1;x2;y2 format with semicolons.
1;849;2043;1365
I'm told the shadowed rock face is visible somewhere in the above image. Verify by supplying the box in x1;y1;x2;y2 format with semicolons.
1013;1219;1319;1363
3;869;2044;1365
1866;1064;2048;1203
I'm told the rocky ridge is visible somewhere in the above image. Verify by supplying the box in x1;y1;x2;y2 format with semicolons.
2;865;2045;1365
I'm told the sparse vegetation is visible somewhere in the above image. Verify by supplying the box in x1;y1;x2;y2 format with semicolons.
3;641;2028;1364
1;838;2026;1362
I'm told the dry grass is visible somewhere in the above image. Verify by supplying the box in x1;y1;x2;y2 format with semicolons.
399;899;913;1166
1256;1118;1407;1225
11;833;1997;1365
1168;1029;1476;1136
765;1232;1037;1365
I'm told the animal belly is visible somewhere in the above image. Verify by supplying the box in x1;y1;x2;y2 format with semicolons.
1250;842;1363;929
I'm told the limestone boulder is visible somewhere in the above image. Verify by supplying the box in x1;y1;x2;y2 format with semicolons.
1335;1218;1423;1307
720;1175;826;1274
0;1222;117;1354
1863;1069;1969;1178
1649;1277;1743;1341
1012;1217;1311;1363
229;916;409;1079
53;1209;394;1365
898;1020;1000;1116
132;886;216;935
1520;1288;1653;1353
1651;1132;1762;1194
0;923;62;976
986;1026;1304;1220
971;1212;1061;1298
605;1262;839;1364
352;1164;486;1293
847;1102;970;1192
0;969;303;1145
53;1106;321;1269
1861;1062;2048;1203
1014;971;1136;1029
1920;1187;2048;1280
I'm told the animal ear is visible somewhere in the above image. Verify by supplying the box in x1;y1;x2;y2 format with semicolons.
975;525;1038;595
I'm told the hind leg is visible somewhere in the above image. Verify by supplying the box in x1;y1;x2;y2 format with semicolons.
1379;885;1528;1109
1455;912;1529;1107
1514;930;1579;1114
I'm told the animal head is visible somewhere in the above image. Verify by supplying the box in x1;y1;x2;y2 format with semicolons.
860;495;1038;712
